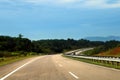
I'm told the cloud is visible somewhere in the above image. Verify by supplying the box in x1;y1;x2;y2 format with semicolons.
24;0;80;4
0;0;120;9
22;0;120;8
82;0;120;8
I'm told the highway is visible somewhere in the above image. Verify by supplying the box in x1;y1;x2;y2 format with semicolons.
0;54;120;80
65;48;120;62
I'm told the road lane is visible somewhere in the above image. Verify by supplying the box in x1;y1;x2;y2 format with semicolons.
58;64;63;67
0;56;45;78
0;57;42;80
0;54;120;80
52;55;120;80
0;55;75;80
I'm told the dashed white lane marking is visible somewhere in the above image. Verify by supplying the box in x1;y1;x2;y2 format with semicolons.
0;57;41;80
69;72;79;79
58;64;63;67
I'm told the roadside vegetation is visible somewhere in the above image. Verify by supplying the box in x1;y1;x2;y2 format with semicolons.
1;34;120;66
0;55;36;66
96;47;120;57
64;40;120;69
82;40;120;56
0;34;104;66
0;51;39;66
0;34;104;56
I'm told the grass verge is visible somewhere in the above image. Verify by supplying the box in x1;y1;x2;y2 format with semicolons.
63;55;120;70
0;55;38;67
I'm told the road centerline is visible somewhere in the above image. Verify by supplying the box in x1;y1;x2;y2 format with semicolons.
69;72;79;79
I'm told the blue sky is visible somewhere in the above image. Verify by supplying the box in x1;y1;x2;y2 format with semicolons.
0;0;120;40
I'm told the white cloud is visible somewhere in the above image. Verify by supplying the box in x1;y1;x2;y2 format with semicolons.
0;0;120;8
82;0;120;8
24;0;80;4
23;0;120;8
57;0;80;4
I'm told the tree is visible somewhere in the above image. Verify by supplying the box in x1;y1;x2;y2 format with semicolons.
18;34;23;39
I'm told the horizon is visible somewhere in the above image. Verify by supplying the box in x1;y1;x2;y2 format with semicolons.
1;34;120;41
0;0;120;40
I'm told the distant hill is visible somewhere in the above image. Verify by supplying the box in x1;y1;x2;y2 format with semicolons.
96;47;120;57
85;36;120;41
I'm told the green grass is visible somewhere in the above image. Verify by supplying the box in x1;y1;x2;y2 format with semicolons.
0;55;37;66
63;55;120;70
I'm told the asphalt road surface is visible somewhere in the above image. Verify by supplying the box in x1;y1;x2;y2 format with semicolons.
0;54;120;80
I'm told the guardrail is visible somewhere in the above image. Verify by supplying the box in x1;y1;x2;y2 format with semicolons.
65;48;120;67
66;55;120;67
67;55;120;62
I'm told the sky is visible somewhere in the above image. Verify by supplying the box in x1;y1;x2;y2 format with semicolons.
0;0;120;40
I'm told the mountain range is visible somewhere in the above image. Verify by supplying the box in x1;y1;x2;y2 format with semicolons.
84;36;120;41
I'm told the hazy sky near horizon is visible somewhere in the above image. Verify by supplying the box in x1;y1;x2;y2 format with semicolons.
0;0;120;40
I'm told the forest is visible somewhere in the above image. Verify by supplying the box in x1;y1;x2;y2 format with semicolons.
0;34;120;57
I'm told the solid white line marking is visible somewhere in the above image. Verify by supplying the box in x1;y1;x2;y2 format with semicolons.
69;72;79;79
0;57;40;80
58;64;63;67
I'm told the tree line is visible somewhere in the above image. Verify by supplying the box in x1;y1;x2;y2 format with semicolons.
82;40;120;56
0;34;119;57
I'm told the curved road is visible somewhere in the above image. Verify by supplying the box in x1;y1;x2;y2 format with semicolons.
0;54;120;80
